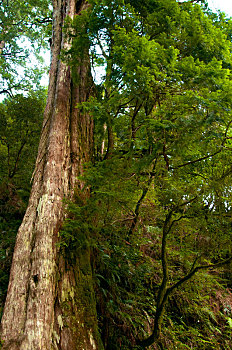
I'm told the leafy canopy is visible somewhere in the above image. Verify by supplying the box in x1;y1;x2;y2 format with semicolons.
58;0;232;348
0;0;52;96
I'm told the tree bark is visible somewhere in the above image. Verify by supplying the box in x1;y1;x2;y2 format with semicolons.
0;1;103;349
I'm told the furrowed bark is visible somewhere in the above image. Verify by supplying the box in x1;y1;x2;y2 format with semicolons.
0;1;103;349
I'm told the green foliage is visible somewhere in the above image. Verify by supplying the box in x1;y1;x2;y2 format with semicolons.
59;0;232;348
0;0;52;95
0;90;46;184
164;277;232;349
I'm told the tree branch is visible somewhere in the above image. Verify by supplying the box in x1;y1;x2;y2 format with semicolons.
0;89;13;97
170;149;222;170
138;255;232;348
128;159;158;237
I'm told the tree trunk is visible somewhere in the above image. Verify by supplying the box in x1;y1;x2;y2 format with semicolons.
0;1;103;349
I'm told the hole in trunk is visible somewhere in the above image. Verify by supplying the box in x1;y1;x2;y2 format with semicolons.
33;274;39;285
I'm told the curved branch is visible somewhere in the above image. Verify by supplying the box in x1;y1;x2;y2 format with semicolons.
0;89;13;97
169;255;232;295
138;255;232;348
170;149;222;170
128;159;158;237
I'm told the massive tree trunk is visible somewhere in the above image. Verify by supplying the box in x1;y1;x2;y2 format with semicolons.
0;1;103;349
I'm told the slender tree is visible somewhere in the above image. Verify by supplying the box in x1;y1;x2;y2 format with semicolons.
0;1;103;349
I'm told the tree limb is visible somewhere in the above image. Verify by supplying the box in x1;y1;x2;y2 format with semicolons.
138;255;232;348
